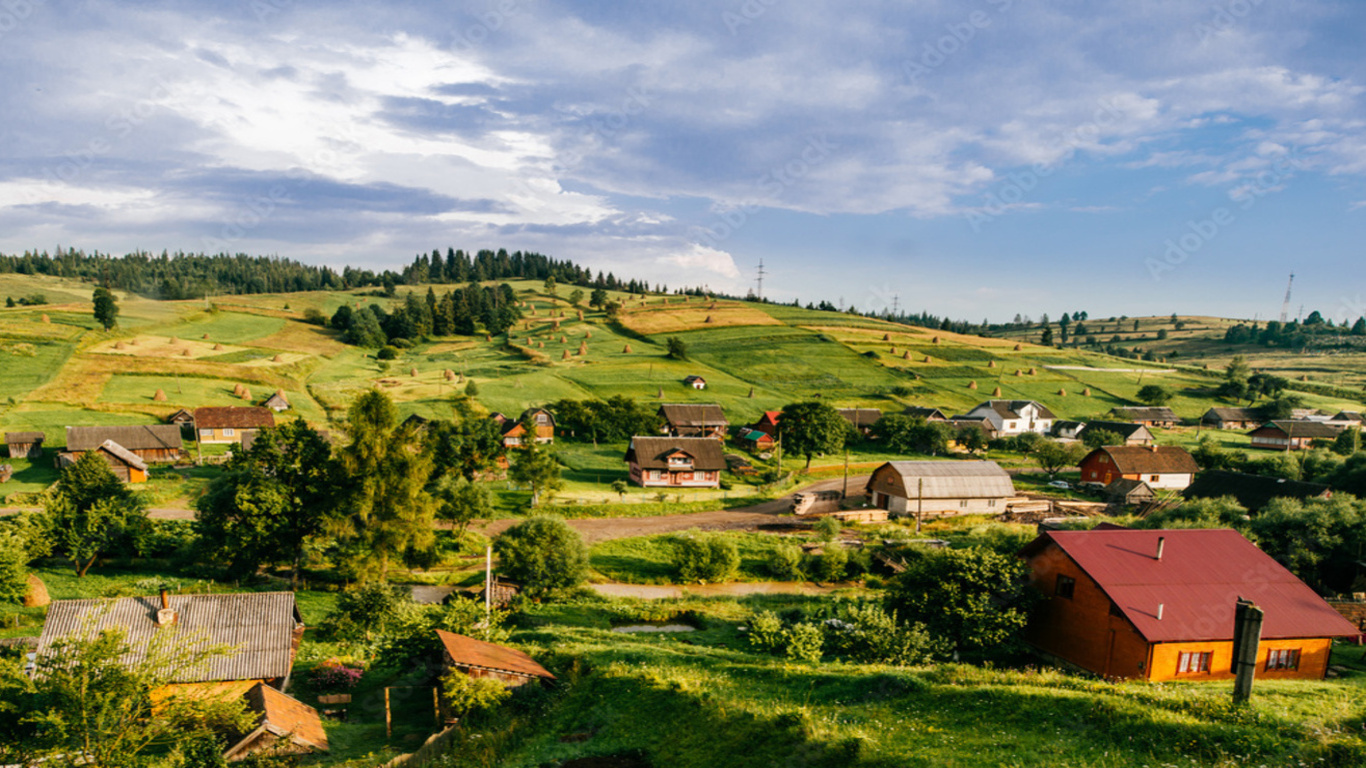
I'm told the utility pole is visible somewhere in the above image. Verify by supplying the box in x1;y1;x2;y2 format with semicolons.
916;478;924;533
756;259;767;301
1232;598;1264;705
841;446;849;499
484;545;493;624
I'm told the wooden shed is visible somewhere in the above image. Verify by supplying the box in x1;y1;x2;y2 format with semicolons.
64;425;185;464
436;629;555;689
5;431;44;459
658;403;729;439
223;683;329;760
92;440;150;483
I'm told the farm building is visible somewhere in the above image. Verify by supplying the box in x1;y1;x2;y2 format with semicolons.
1102;478;1155;506
902;406;949;421
195;407;276;445
1075;421;1155;446
749;410;781;436
658;403;729;439
5;431;44;459
436;629;555;689
1331;410;1362;427
837;408;883;435
1248;420;1339;451
1201;407;1261;430
88;440;149;483
736;428;775;452
38;590;322;759
1019;528;1359;681
1108;407;1179;428
167;408;195;425
865;460;1016;517
1182;470;1331;512
1078;446;1198;491
683;375;707;389
223;683;329;760
955;400;1055;437
1053;421;1086;440
494;408;556;446
262;390;291;412
625;436;726;488
64;425;185;464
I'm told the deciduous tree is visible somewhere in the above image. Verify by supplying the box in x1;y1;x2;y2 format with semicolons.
493;515;588;597
778;401;847;470
44;452;147;577
885;547;1037;660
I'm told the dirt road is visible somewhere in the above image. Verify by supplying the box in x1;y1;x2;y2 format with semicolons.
477;475;870;546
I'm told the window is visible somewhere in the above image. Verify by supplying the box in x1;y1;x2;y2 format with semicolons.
223;428;235;437
987;499;997;507
1150;475;1160;482
1177;651;1212;675
536;414;549;424
1055;575;1076;599
959;500;969;508
1099;455;1109;464
1266;648;1300;670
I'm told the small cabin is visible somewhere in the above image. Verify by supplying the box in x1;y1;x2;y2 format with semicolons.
683;375;707;390
5;432;44;460
436;629;555;690
262;391;291;412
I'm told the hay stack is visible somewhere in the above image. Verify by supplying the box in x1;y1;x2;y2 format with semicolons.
623;343;632;353
882;333;891;341
968;381;978;390
923;356;932;363
114;341;126;350
577;341;588;356
213;343;223;351
1028;368;1037;375
538;341;545;348
577;310;584;321
410;368;418;377
657;387;664;398
233;383;246;396
1058;388;1067;396
560;335;568;344
486;334;492;342
1301;374;1310;382
202;333;210;340
991;386;1002;396
1013;344;1022;351
1014;369;1023;377
181;349;192;357
40;314;50;323
903;351;912;360
153;389;167;401
168;336;177;344
890;347;897;354
272;354;283;363
553;319;561;330
240;387;252;401
127;339;136;346
585;330;592;339
704;316;713;323
444;370;455;381
22;574;49;608
932;336;941;344
1082;388;1092;396
530;307;538;316
561;350;571;360
748;387;755;398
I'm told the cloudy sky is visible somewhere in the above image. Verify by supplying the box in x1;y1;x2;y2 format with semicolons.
3;0;1366;322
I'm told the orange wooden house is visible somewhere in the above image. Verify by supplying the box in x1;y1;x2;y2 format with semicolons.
1019;528;1358;682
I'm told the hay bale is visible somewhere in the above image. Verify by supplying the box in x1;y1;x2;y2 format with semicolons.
561;350;571;360
410;368;419;377
882;333;890;341
704;316;713;323
233;383;245;396
127;339;136;346
1058;388;1067;396
577;342;588;356
213;343;223;351
991;387;1002;396
932;336;941;344
22;574;49;608
553;319;561;329
560;335;568;344
240;387;252;400
890;347;897;354
444;370;455;381
623;344;632;353
585;330;592;339
272;354;283;363
168;336;177;344
1013;344;1022;351
1028;368;1037;375
538;341;544;348
968;381;978;390
40;314;50;323
1083;388;1092;396
202;333;210;340
577;310;584;321
987;360;996;368
114;341;126;350
153;389;167;401
181;349;192;357
923;356;932;363
1014;370;1023;377
486;334;493;342
1301;374;1310;382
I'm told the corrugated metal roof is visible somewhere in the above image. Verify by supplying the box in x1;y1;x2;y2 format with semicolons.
193;407;276;430
37;592;302;683
5;432;45;443
625;437;727;470
66;425;183;452
1029;529;1358;642
876;460;1015;499
436;630;555;679
98;440;148;471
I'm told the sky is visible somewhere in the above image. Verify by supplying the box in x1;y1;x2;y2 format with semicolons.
3;0;1366;323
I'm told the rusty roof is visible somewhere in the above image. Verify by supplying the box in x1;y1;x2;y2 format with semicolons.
1022;529;1359;642
1085;446;1198;475
194;406;276;430
37;592;303;683
625;436;727;471
436;630;555;679
66;425;183;452
246;683;328;752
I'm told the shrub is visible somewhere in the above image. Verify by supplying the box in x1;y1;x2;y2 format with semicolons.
376;345;399;360
308;659;363;693
326;582;410;640
813;546;849;582
782;622;824;662
302;308;327;326
390;338;414;349
442;670;511;718
672;533;740;583
746;610;785;654
813;516;841;541
494;516;589;597
766;544;805;580
823;602;943;665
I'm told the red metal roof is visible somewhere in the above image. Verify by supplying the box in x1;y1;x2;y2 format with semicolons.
436;630;555;679
1030;529;1358;643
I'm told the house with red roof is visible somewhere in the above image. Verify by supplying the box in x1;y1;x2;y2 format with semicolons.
750;410;781;436
1019;528;1358;681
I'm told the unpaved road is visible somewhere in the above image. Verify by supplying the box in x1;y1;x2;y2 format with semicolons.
478;475;870;546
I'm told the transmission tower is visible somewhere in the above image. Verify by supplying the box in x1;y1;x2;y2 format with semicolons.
1278;273;1294;323
892;294;900;317
756;259;767;301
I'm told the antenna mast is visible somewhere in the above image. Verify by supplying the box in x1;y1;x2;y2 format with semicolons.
1278;273;1294;323
755;259;766;301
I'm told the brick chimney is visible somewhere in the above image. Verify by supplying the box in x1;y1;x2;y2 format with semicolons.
155;589;178;627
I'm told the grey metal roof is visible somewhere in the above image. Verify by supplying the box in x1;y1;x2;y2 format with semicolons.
37;592;302;683
66;425;183;452
876;460;1015;499
972;400;1057;420
98;440;148;471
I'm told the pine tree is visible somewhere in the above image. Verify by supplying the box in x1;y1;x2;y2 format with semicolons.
92;287;119;331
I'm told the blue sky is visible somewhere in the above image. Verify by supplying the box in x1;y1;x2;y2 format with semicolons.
3;1;1366;322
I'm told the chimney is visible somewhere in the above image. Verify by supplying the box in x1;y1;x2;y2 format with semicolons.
1157;603;1164;620
1155;536;1165;561
155;589;177;627
160;589;169;610
1150;444;1159;452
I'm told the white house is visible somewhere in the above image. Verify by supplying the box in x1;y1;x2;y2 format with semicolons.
957;400;1056;437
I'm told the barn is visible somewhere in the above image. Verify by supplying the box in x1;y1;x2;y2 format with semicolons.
91;440;149;483
1078;446;1198;491
64;425;185;464
865;460;1016;517
658;403;729;439
1108;407;1179;428
436;629;556;689
5;431;44;459
1201;407;1261;430
1248;420;1339;451
1020;528;1359;681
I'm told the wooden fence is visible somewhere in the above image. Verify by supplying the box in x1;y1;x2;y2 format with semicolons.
379;725;461;768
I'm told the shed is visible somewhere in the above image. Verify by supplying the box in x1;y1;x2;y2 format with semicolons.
167;409;195;425
1248;420;1339;451
5;431;44;459
658;403;729;439
901;406;948;422
1102;478;1155;506
262;391;291;412
1108;407;1179;428
736;428;775;452
93;439;149;483
836;408;883;435
436;630;555;688
223;683;329;760
1201;407;1261;430
64;425;184;464
683;375;707;390
865;460;1016;517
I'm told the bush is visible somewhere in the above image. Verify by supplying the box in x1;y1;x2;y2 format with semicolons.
823;602;943;665
746;610;785;654
766;544;805;580
494;516;589;597
442;669;511;718
814;516;841;541
390;338;414;349
813;546;848;582
308;659;363;693
376;345;399;360
782;622;824;662
326;582;410;640
302;308;327;326
672;533;740;583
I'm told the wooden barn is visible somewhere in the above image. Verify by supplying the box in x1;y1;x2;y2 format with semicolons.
64;425;185;464
736;428;775;452
901;406;949;422
223;683;329;760
749;410;781;436
865;460;1016;517
5;431;44;459
436;629;555;689
1078;446;1198;491
195;406;276;445
1019;528;1359;681
1102;478;1155;506
837;408;883;436
1201;407;1261;430
1248;420;1339;451
1108;407;1179;429
1182;470;1331;512
625;436;726;488
262;390;291;412
167;408;195;425
658;403;729;439
91;440;149;483
1075;421;1155;447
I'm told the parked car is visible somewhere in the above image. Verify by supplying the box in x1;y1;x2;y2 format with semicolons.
1046;480;1071;490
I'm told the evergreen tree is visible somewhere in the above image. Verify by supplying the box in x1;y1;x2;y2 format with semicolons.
92;287;119;330
508;437;563;507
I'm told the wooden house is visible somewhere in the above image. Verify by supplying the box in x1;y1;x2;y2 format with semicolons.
92;440;149;483
5;431;44;459
1330;410;1362;428
1248;420;1338;451
194;407;276;445
683;375;707;390
1076;421;1155;446
837;408;883;436
736;428;775;452
955;400;1055;437
223;683;329;760
658;404;729;439
436;629;555;689
64;425;185;464
167;409;195;425
1053;420;1087;440
493;408;556;446
750;410;781;436
1078;446;1197;491
865;460;1016;517
902;406;949;422
262;390;291;412
1108;407;1179;428
1019;528;1359;681
1182;470;1330;512
625;436;726;488
1201;407;1261;430
1102;478;1155;506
